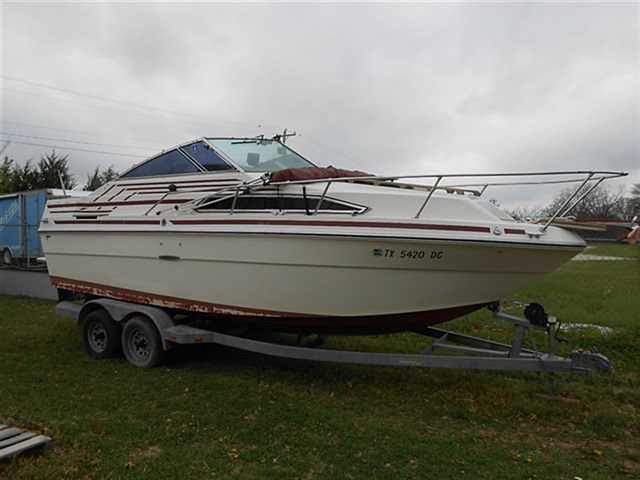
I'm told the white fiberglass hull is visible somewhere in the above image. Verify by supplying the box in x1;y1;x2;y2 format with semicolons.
42;228;582;332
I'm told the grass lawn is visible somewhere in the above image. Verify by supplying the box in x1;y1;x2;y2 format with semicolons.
1;242;638;479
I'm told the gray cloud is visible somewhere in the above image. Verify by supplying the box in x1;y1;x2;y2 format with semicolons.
1;3;638;205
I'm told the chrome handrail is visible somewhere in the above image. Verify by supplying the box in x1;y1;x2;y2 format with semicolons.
192;176;268;213
267;170;627;223
184;170;627;226
266;170;626;185
539;173;594;232
415;176;442;219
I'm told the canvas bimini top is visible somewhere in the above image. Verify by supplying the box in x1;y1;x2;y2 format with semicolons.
121;137;317;178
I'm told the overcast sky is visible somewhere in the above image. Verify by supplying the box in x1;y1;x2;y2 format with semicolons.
1;2;638;208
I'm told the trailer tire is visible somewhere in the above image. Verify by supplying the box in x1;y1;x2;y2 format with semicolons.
2;248;12;266
122;316;165;368
82;309;122;359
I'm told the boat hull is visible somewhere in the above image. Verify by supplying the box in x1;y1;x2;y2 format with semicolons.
42;230;582;333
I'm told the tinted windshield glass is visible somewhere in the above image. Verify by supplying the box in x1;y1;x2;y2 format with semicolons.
123;149;199;178
207;138;315;172
180;141;233;171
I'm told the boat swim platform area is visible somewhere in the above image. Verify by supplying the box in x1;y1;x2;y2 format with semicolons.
0;269;58;301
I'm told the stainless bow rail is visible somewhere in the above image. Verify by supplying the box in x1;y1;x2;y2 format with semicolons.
267;170;628;225
189;170;627;230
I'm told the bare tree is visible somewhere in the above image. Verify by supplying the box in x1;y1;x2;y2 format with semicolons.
629;183;640;218
544;185;627;220
508;206;545;222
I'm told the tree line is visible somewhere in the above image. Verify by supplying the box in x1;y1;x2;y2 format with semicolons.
544;184;639;220
0;150;118;195
510;184;640;222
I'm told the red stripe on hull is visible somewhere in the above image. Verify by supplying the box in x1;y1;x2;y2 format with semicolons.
50;276;488;333
130;183;239;191
50;210;116;214
116;177;244;187
170;218;492;233
130;189;234;195
45;217;528;236
48;198;194;209
54;220;161;225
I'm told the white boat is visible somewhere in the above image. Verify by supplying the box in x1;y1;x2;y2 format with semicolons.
39;135;626;333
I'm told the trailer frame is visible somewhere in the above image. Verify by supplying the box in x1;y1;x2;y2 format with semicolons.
55;298;612;386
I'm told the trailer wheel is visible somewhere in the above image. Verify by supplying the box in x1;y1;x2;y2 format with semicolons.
122;316;165;368
82;309;122;359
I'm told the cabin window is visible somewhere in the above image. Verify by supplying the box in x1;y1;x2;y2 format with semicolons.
122;149;200;178
199;195;366;214
180;141;234;172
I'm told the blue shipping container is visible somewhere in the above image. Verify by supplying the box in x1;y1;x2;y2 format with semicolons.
0;189;80;266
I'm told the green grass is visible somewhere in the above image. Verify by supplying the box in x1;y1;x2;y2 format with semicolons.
586;242;640;259
1;242;639;479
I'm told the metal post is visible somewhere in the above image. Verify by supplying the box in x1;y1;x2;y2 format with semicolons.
540;173;594;232
144;192;169;216
302;186;310;215
510;325;527;358
33;193;41;269
230;188;240;215
313;182;332;215
21;194;28;268
414;176;442;219
547;324;557;357
558;177;605;219
57;170;67;197
192;178;262;212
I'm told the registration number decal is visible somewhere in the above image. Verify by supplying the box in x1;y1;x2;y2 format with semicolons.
372;248;444;260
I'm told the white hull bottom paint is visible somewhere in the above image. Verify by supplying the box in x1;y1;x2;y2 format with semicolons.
43;231;581;332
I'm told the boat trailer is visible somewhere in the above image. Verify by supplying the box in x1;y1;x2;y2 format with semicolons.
55;299;612;382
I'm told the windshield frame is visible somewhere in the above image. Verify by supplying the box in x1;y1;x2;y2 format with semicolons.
119;136;316;179
204;137;317;173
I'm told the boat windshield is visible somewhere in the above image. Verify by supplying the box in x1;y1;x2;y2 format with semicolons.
206;138;315;172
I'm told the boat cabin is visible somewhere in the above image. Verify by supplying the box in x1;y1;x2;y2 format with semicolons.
121;138;316;178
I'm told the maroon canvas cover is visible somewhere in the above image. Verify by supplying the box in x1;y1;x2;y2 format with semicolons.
270;166;372;182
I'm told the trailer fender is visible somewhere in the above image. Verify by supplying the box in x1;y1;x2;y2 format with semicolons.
78;298;176;350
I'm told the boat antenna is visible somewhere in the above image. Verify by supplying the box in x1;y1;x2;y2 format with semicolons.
273;128;296;144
